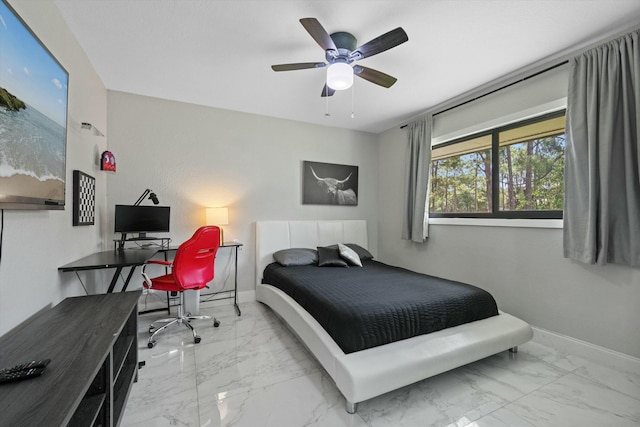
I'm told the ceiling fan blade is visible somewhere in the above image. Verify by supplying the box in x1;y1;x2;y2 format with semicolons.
354;66;398;88
350;27;408;60
271;62;326;71
300;18;338;54
321;84;335;97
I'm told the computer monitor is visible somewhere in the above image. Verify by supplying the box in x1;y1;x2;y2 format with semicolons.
114;205;170;239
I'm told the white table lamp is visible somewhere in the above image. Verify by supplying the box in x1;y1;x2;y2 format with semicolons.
206;207;228;244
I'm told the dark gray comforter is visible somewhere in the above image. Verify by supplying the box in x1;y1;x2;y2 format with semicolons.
262;260;499;354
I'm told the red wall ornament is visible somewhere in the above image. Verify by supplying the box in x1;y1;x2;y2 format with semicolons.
101;151;116;172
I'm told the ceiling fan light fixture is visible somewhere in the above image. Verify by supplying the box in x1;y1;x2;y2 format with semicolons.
327;62;353;90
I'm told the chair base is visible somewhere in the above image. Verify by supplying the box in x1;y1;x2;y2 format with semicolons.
147;294;219;348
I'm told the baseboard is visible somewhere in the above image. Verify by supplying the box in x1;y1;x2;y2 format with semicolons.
237;290;256;303
199;290;256;309
531;326;640;372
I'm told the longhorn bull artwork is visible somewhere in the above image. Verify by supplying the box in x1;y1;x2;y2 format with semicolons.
302;161;358;206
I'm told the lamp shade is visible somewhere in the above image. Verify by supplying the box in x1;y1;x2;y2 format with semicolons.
327;62;353;90
206;207;228;225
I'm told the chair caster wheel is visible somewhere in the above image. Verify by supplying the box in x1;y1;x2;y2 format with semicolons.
194;336;201;344
213;320;220;327
148;341;155;348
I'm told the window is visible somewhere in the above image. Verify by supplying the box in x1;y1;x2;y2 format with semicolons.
430;111;565;219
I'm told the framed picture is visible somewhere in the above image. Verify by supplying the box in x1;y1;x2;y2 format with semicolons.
302;161;358;205
0;0;69;210
72;170;95;226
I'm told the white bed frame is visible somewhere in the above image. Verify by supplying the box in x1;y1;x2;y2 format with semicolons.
255;220;533;413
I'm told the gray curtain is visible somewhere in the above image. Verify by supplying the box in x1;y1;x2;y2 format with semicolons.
402;116;432;242
564;29;640;266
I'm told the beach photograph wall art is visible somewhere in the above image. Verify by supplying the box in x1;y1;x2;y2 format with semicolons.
0;0;68;207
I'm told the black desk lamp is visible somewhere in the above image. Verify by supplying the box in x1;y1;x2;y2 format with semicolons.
134;189;159;206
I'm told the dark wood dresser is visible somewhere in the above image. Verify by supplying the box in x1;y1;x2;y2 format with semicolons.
0;291;140;426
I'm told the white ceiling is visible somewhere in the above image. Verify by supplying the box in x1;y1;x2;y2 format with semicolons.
52;0;640;134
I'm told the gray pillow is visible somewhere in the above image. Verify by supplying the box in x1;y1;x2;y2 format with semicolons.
338;243;362;267
327;243;374;260
273;248;318;266
344;243;373;260
317;246;348;267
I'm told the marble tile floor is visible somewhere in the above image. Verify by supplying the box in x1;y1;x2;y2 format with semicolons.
121;301;640;427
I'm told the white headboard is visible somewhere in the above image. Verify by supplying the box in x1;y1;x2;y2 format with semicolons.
255;220;368;286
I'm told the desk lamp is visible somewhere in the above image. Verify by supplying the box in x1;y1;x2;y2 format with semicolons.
206;207;228;244
134;189;159;206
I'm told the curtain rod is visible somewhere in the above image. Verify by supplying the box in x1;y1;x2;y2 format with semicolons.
400;61;567;129
400;22;640;130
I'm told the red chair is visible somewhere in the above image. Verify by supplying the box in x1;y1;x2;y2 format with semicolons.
141;226;221;348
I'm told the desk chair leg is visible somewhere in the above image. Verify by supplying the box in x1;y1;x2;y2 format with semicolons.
187;314;220;328
146;294;220;348
182;319;201;344
147;318;180;348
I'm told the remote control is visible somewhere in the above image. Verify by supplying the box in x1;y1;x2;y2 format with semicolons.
0;359;50;374
0;367;46;384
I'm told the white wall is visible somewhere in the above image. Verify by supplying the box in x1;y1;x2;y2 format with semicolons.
106;91;378;295
377;125;640;359
0;0;108;336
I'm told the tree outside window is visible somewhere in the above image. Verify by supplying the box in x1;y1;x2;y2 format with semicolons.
430;112;565;219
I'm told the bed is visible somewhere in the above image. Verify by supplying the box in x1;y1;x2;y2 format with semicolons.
255;220;533;413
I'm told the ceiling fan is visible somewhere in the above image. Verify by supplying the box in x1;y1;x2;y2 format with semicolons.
271;18;408;97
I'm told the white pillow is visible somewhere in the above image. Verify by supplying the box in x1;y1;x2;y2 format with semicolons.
338;243;362;267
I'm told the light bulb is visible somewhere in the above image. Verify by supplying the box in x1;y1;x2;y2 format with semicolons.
326;62;353;90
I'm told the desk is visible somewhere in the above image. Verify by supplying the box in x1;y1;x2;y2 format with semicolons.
161;242;243;316
59;244;242;315
214;242;242;315
59;248;157;293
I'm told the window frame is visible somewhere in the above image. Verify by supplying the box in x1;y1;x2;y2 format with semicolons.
429;110;566;220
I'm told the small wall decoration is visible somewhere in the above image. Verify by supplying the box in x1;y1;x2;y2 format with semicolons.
73;170;95;226
302;161;358;206
101;150;116;172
